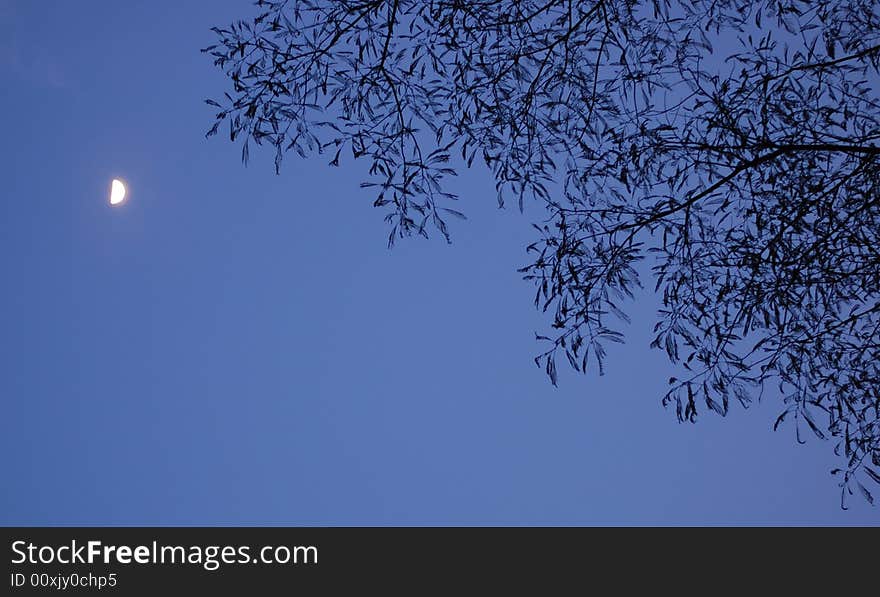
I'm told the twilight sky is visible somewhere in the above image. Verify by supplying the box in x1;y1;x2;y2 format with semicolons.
0;1;876;525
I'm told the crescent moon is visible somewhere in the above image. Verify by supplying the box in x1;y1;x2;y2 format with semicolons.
110;179;126;206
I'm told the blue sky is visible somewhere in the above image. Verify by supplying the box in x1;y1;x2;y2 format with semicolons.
0;1;876;525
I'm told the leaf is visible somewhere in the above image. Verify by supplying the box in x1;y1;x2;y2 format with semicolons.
546;356;558;387
706;396;724;416
856;482;874;505
773;409;791;431
801;408;826;440
780;13;799;35
441;208;467;220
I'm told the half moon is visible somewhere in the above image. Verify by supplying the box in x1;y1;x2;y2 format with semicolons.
110;179;126;206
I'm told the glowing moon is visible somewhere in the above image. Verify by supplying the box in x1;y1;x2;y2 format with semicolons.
110;179;126;206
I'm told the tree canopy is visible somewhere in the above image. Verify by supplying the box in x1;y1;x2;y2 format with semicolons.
204;0;880;506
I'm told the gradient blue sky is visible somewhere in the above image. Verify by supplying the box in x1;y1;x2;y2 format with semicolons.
1;1;876;525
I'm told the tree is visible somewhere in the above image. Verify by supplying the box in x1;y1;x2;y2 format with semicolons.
204;0;880;507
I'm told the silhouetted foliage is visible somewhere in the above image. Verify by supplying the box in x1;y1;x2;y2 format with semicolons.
205;0;880;506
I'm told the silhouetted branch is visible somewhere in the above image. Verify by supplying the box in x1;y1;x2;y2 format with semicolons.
206;0;880;506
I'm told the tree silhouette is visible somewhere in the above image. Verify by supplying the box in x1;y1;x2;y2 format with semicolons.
204;0;880;506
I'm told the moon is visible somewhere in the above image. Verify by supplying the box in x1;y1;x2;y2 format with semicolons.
109;179;126;206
